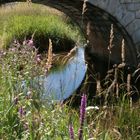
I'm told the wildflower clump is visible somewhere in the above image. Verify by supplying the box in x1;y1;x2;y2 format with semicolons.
78;94;87;140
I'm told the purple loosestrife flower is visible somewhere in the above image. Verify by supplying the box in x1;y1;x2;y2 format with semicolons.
69;123;75;140
36;54;41;64
27;39;34;47
19;106;25;118
78;94;87;140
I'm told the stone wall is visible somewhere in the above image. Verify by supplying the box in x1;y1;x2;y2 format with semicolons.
87;0;140;58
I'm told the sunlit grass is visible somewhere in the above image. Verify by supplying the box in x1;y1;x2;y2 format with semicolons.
0;2;85;48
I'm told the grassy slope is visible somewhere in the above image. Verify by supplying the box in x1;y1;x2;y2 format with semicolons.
0;2;84;48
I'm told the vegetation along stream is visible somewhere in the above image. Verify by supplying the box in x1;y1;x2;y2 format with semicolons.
27;46;87;101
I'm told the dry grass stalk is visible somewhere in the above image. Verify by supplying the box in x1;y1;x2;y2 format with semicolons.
121;39;125;64
96;73;102;95
107;65;118;95
31;30;36;40
26;0;32;3
112;128;122;139
0;25;6;48
116;83;119;98
132;64;140;83
127;73;131;95
86;22;91;37
108;24;114;54
45;39;53;72
82;0;87;15
114;65;118;83
96;79;102;95
62;46;78;64
81;0;87;30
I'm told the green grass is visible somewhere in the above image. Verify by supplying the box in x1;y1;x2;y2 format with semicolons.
0;2;85;48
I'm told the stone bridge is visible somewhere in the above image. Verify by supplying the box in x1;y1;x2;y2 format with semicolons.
1;0;140;67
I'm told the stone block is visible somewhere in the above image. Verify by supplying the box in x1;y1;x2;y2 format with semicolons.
132;28;140;43
120;0;132;3
114;5;127;21
106;0;121;14
120;0;140;3
126;19;140;35
87;0;114;11
125;3;140;11
87;0;100;7
132;0;140;3
121;11;135;26
136;10;140;18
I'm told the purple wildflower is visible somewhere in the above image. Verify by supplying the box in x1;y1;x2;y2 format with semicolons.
19;106;25;118
36;54;41;63
27;39;34;47
78;94;87;140
69;123;75;140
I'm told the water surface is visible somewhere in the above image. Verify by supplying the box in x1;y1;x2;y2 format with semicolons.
30;46;87;101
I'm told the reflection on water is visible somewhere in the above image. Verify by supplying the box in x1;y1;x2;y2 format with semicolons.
30;46;87;101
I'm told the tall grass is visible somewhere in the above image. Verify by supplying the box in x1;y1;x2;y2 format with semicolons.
0;39;140;139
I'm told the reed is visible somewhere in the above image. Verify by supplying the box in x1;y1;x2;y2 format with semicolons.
121;39;125;64
127;73;131;96
45;39;53;73
108;24;114;54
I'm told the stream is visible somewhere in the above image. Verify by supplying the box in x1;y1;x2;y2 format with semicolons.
24;46;87;101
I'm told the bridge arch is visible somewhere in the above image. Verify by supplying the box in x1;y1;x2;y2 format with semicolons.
31;0;139;67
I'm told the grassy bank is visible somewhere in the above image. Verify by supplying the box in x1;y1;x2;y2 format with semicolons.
0;2;84;49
